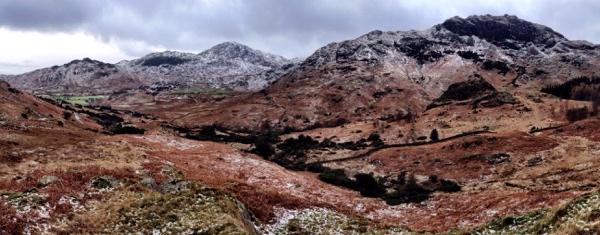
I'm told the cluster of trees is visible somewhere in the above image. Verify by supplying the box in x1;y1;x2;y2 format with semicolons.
542;76;600;122
318;169;460;205
541;76;600;101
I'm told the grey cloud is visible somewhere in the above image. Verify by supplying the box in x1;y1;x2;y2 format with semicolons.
0;0;99;32
0;0;599;60
531;0;600;42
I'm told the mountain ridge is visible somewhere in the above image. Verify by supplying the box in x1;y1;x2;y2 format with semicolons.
0;42;301;95
160;14;600;132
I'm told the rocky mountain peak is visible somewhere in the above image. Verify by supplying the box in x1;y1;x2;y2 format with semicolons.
200;41;289;67
440;14;566;47
62;57;115;68
2;41;300;95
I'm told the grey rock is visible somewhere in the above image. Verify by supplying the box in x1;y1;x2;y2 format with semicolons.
158;178;189;194
38;175;60;186
139;177;158;191
91;175;120;189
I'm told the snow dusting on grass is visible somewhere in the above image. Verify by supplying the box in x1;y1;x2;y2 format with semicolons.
261;207;411;235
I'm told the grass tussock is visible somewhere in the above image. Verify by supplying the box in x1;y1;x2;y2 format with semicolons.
0;199;26;234
57;182;251;235
461;190;600;234
226;182;333;224
0;167;135;234
0;163;257;234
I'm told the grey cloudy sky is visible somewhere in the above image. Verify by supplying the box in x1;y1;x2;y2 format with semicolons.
1;0;599;74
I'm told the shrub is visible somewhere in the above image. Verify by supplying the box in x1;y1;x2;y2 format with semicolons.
429;174;438;183
594;97;600;116
305;163;330;173
430;129;439;142
565;106;589;123
318;169;357;189
439;179;461;192
63;111;73;120
277;135;319;153
367;133;380;141
354;173;386;198
252;140;275;158
384;175;431;205
111;125;146;134
482;60;510;75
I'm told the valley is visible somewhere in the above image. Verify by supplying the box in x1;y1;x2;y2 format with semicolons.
2;14;600;234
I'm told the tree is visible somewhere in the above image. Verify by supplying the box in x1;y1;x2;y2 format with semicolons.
253;140;275;158
430;129;439;142
566;106;589;123
354;173;386;198
593;96;600;116
62;111;72;120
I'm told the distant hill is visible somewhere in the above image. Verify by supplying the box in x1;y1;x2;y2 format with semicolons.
0;42;301;95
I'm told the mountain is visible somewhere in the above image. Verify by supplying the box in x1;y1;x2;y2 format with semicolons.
166;14;600;131
5;15;600;234
0;42;300;95
118;42;301;91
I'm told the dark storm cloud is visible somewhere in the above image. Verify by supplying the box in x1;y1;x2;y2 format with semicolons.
0;0;599;59
0;0;99;32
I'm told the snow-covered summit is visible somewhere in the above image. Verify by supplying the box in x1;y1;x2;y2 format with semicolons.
299;14;599;89
2;42;301;95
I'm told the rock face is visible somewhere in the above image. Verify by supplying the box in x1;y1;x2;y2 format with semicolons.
0;42;300;95
172;15;600;131
118;42;301;92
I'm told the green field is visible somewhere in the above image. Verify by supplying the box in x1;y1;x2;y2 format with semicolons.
54;95;105;105
170;88;232;95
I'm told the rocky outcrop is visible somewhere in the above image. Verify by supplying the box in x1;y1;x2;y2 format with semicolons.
427;78;517;109
434;78;496;102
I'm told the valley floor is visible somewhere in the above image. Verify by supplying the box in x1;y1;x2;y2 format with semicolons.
2;83;600;234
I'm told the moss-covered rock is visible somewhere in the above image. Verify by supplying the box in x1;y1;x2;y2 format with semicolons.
62;182;258;235
38;175;60;186
91;175;119;189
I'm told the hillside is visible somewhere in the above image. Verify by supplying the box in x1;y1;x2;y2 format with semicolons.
3;14;600;234
0;42;300;95
137;14;600;132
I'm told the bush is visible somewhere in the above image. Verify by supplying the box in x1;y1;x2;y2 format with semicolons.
367;133;381;141
277;135;319;153
565;106;589;123
252;140;275;158
354;173;386;198
429;174;438;183
439;179;461;192
111;125;146;134
594;97;600;116
62;111;73;120
430;129;439;142
305;163;330;173
318;169;357;189
384;175;431;205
